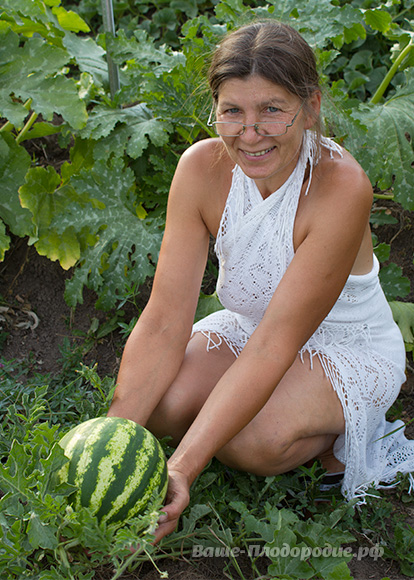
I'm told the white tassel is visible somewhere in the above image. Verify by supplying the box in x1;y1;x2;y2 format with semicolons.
303;131;343;196
202;330;223;351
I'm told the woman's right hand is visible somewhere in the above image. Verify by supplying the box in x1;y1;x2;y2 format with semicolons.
153;467;191;543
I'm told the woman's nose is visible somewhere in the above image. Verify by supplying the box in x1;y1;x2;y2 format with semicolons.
241;123;261;141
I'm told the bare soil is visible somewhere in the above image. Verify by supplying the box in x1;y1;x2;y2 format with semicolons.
1;199;414;579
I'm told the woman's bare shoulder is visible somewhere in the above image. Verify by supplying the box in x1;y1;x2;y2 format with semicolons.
314;143;373;204
179;138;232;177
296;143;372;243
171;138;234;236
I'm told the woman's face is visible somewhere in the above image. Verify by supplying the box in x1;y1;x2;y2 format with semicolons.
215;75;320;198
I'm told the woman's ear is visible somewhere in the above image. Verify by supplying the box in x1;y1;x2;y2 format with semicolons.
304;90;322;130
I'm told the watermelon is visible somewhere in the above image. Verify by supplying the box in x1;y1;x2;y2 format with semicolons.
58;416;168;525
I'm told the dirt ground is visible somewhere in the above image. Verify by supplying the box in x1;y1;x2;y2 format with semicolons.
1;199;414;579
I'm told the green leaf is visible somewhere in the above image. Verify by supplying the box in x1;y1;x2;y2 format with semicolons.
0;440;37;504
19;166;66;227
27;511;58;549
350;71;414;210
0;219;10;260
63;32;108;87
267;536;314;579
364;9;393;34
215;0;252;21
19;166;83;269
24;75;87;130
80;103;169;159
52;6;90;33
194;292;224;322
152;7;178;31
244;513;275;543
264;0;366;49
108;29;186;73
379;263;411;300
1;0;93;44
180;504;212;535
296;515;354;551
0;30;68;81
51;158;164;309
389;301;414;348
324;560;353;580
0;133;32;238
370;210;398;226
373;242;391;263
0;97;29;128
0;29;87;130
21;121;61;142
35;228;82;271
0;0;54;27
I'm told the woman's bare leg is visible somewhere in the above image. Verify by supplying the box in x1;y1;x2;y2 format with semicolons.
147;333;345;475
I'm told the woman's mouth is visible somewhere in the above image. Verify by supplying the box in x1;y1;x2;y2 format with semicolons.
243;146;275;158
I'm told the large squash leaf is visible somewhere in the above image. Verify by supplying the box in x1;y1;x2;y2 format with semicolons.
350;70;414;209
54;159;164;309
0;29;87;130
79;103;170;160
0;0;91;40
108;29;186;73
18;166;84;270
255;0;366;49
62;32;108;88
19;158;163;308
0;134;32;239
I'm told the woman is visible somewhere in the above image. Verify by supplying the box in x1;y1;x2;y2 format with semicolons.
108;21;413;542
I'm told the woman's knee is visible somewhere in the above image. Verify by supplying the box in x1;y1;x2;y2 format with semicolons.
146;383;199;445
215;424;296;475
216;426;343;476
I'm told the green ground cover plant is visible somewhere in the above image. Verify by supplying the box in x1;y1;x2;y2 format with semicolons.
0;356;413;579
1;0;414;578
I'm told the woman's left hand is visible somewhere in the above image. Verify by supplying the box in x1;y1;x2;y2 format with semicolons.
153;468;190;544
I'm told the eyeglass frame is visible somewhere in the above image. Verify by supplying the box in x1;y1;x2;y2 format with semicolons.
207;102;304;137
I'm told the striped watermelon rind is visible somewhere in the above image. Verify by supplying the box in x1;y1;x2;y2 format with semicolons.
58;417;168;525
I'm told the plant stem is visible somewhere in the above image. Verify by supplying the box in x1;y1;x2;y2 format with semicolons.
373;193;394;200
15;111;38;145
371;39;414;104
0;120;14;133
56;546;76;580
111;545;146;579
191;112;215;137
101;0;120;101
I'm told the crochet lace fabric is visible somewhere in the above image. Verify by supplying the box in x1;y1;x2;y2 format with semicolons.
193;131;414;500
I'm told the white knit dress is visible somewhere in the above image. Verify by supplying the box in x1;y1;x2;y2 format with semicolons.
192;131;414;500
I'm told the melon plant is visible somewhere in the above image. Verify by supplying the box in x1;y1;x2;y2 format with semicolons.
58;416;168;525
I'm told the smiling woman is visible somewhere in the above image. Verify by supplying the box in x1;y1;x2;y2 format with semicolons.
108;20;414;542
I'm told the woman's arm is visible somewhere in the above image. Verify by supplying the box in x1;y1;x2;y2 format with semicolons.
108;143;215;424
